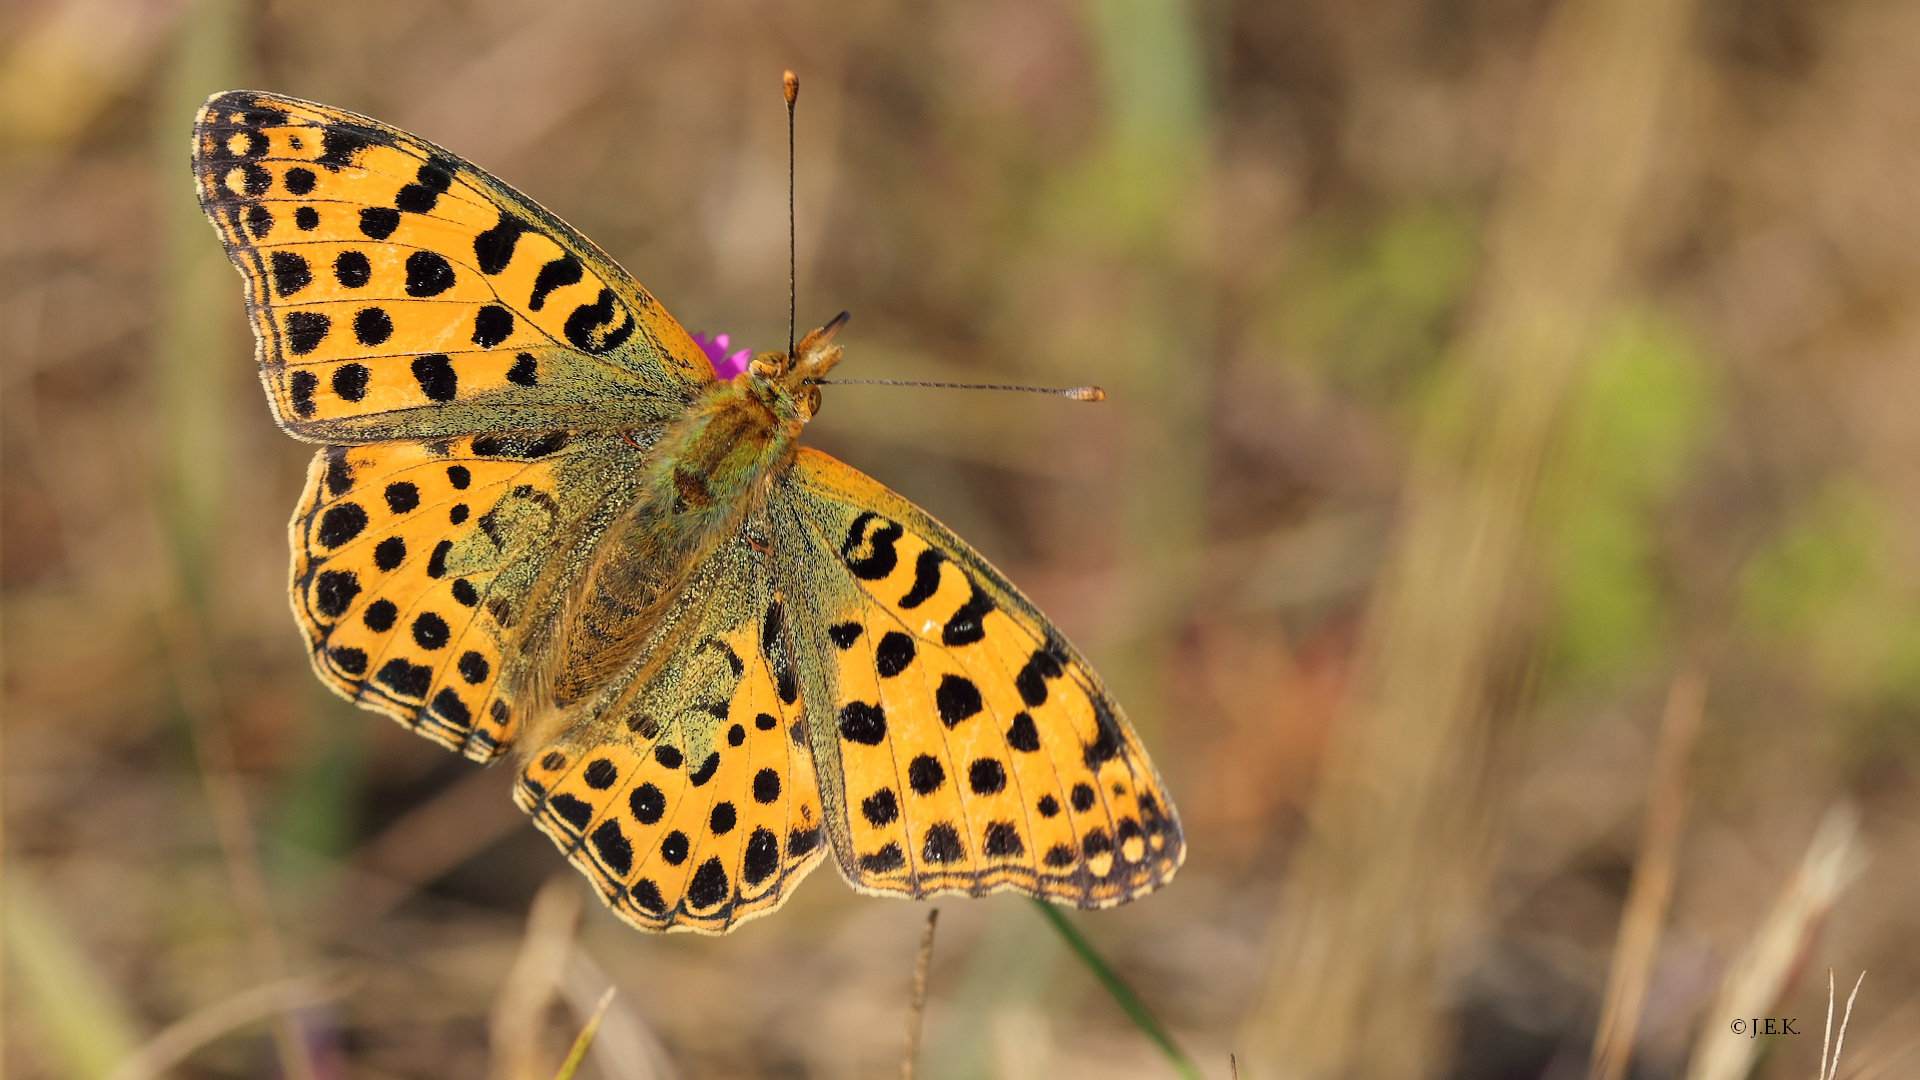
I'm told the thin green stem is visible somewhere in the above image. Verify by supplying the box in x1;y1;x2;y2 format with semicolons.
1031;900;1205;1080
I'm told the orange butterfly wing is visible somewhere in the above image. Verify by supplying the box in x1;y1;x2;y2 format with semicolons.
774;449;1185;907
192;90;712;443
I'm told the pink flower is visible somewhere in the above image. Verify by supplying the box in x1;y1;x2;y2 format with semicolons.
692;331;752;380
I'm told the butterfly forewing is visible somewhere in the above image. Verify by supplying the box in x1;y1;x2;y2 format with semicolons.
192;90;713;442
515;542;829;933
777;450;1185;907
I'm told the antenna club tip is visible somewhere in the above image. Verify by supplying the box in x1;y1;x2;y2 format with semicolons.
783;71;799;104
1067;386;1106;402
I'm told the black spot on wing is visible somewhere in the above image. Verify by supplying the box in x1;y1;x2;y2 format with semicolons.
1084;695;1124;769
549;793;593;830
687;857;728;909
629;783;665;824
743;828;780;886
529;254;582;311
288;370;317;416
983;821;1024;857
899;549;943;608
334;250;371;288
316;503;367;548
935;675;983;727
405;250;455;297
270;250;311;297
841;513;902;580
591;819;633;875
359;207;399;239
384;481;419;514
313;569;359;617
315;127;368;170
941;576;994;647
362;599;397;632
839;701;886;745
474;212;528;275
285;312;330;355
431;687;469;728
472;305;513;348
563;288;635;354
875;632;915;677
862;788;898;827
922;823;965;863
1007;712;1041;752
412;354;457;401
375;657;430;699
859;843;905;873
323;447;353;497
907;755;945;795
352;307;392;346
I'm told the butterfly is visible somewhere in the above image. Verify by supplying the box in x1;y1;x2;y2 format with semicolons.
191;90;1183;933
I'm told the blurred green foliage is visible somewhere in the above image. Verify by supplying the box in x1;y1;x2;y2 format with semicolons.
1544;310;1714;685
1261;204;1479;410
1741;480;1920;718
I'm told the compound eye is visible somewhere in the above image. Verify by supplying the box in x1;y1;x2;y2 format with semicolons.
802;385;822;417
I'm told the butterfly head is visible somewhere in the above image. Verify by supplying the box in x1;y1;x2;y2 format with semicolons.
746;311;848;423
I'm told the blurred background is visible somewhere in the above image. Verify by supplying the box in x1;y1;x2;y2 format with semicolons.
3;0;1918;1077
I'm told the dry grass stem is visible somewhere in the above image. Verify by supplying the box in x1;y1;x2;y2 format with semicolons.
156;603;317;1080
1819;972;1864;1080
105;975;344;1080
901;908;939;1080
549;987;618;1080
1820;970;1835;1080
1832;994;1920;1080
491;877;585;1080
1242;0;1698;1073
1588;666;1708;1080
329;765;525;934
560;947;676;1080
1685;807;1867;1080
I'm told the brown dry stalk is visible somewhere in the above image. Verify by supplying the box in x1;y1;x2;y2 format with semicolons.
1588;667;1709;1080
491;877;586;1080
1683;806;1865;1080
105;975;344;1080
158;604;318;1080
329;764;526;934
1239;0;1699;1074
902;909;940;1080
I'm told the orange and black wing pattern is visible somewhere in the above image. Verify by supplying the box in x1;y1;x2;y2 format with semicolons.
191;90;712;444
773;449;1184;908
514;538;831;933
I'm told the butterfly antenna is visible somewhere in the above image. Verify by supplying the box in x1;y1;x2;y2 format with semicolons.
815;379;1107;402
784;69;799;361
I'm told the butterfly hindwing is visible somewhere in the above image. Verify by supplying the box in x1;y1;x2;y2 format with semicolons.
773;449;1185;907
515;539;830;933
292;429;647;761
193;90;713;442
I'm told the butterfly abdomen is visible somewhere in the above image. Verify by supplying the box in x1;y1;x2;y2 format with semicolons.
533;380;798;715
